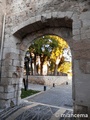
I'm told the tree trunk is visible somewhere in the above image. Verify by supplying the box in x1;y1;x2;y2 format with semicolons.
54;64;58;76
33;54;37;75
40;55;45;75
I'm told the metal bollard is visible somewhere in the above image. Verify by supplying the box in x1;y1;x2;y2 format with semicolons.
23;78;26;90
44;85;46;91
66;81;68;85
53;83;55;87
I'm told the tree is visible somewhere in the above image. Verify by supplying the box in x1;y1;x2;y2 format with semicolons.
50;35;68;75
26;35;72;76
29;35;59;75
58;62;72;74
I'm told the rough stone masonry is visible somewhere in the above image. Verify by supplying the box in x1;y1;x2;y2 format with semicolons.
0;0;90;118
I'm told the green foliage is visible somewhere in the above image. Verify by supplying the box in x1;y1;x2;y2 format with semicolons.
29;35;59;57
21;89;40;99
27;35;72;75
50;35;68;62
58;62;72;74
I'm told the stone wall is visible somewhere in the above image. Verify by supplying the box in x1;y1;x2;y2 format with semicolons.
0;0;90;115
27;76;71;86
4;0;90;36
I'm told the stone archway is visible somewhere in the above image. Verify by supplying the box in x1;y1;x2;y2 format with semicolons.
0;11;90;115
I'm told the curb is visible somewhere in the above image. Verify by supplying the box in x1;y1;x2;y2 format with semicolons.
23;90;45;100
23;86;52;100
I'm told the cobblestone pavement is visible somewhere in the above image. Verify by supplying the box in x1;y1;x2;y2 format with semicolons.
0;84;73;120
0;102;73;120
27;84;73;109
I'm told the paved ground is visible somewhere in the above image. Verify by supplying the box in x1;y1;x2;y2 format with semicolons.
0;102;73;120
27;84;73;108
22;83;52;91
0;83;73;120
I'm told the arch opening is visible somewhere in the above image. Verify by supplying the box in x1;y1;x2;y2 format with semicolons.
0;15;74;111
21;34;73;109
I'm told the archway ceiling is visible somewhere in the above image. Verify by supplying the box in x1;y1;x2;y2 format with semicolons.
14;18;72;39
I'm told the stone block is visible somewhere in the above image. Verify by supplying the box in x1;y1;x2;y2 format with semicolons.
12;72;20;78
73;40;90;50
73;60;90;107
0;99;10;109
0;78;10;85
20;61;24;67
18;83;23;89
4;36;19;48
57;12;65;18
80;11;90;20
80;60;90;74
65;11;73;18
13;60;20;66
46;12;51;19
2;59;12;66
73;29;80;35
81;27;90;34
4;85;15;92
81;32;90;40
73;35;81;41
29;17;36;24
2;66;16;72
75;82;90;105
73;21;82;29
10;79;19;85
3;53;19;60
0;78;19;85
82;19;90;28
20;43;27;51
35;15;41;22
19;78;23;84
71;13;79;22
74;50;90;60
0;92;15;99
1;71;12;78
86;62;90;74
52;12;58;18
14;90;21;98
0;86;4;92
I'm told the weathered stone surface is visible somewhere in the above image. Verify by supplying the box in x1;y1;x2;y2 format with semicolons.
0;92;15;99
74;50;90;60
73;35;81;41
73;60;90;106
80;11;90;20
74;104;88;114
73;39;90;50
73;21;82;29
3;53;19;60
27;76;70;86
79;60;90;74
0;78;19;85
73;29;80;36
4;85;16;92
0;99;10;109
0;86;4;92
